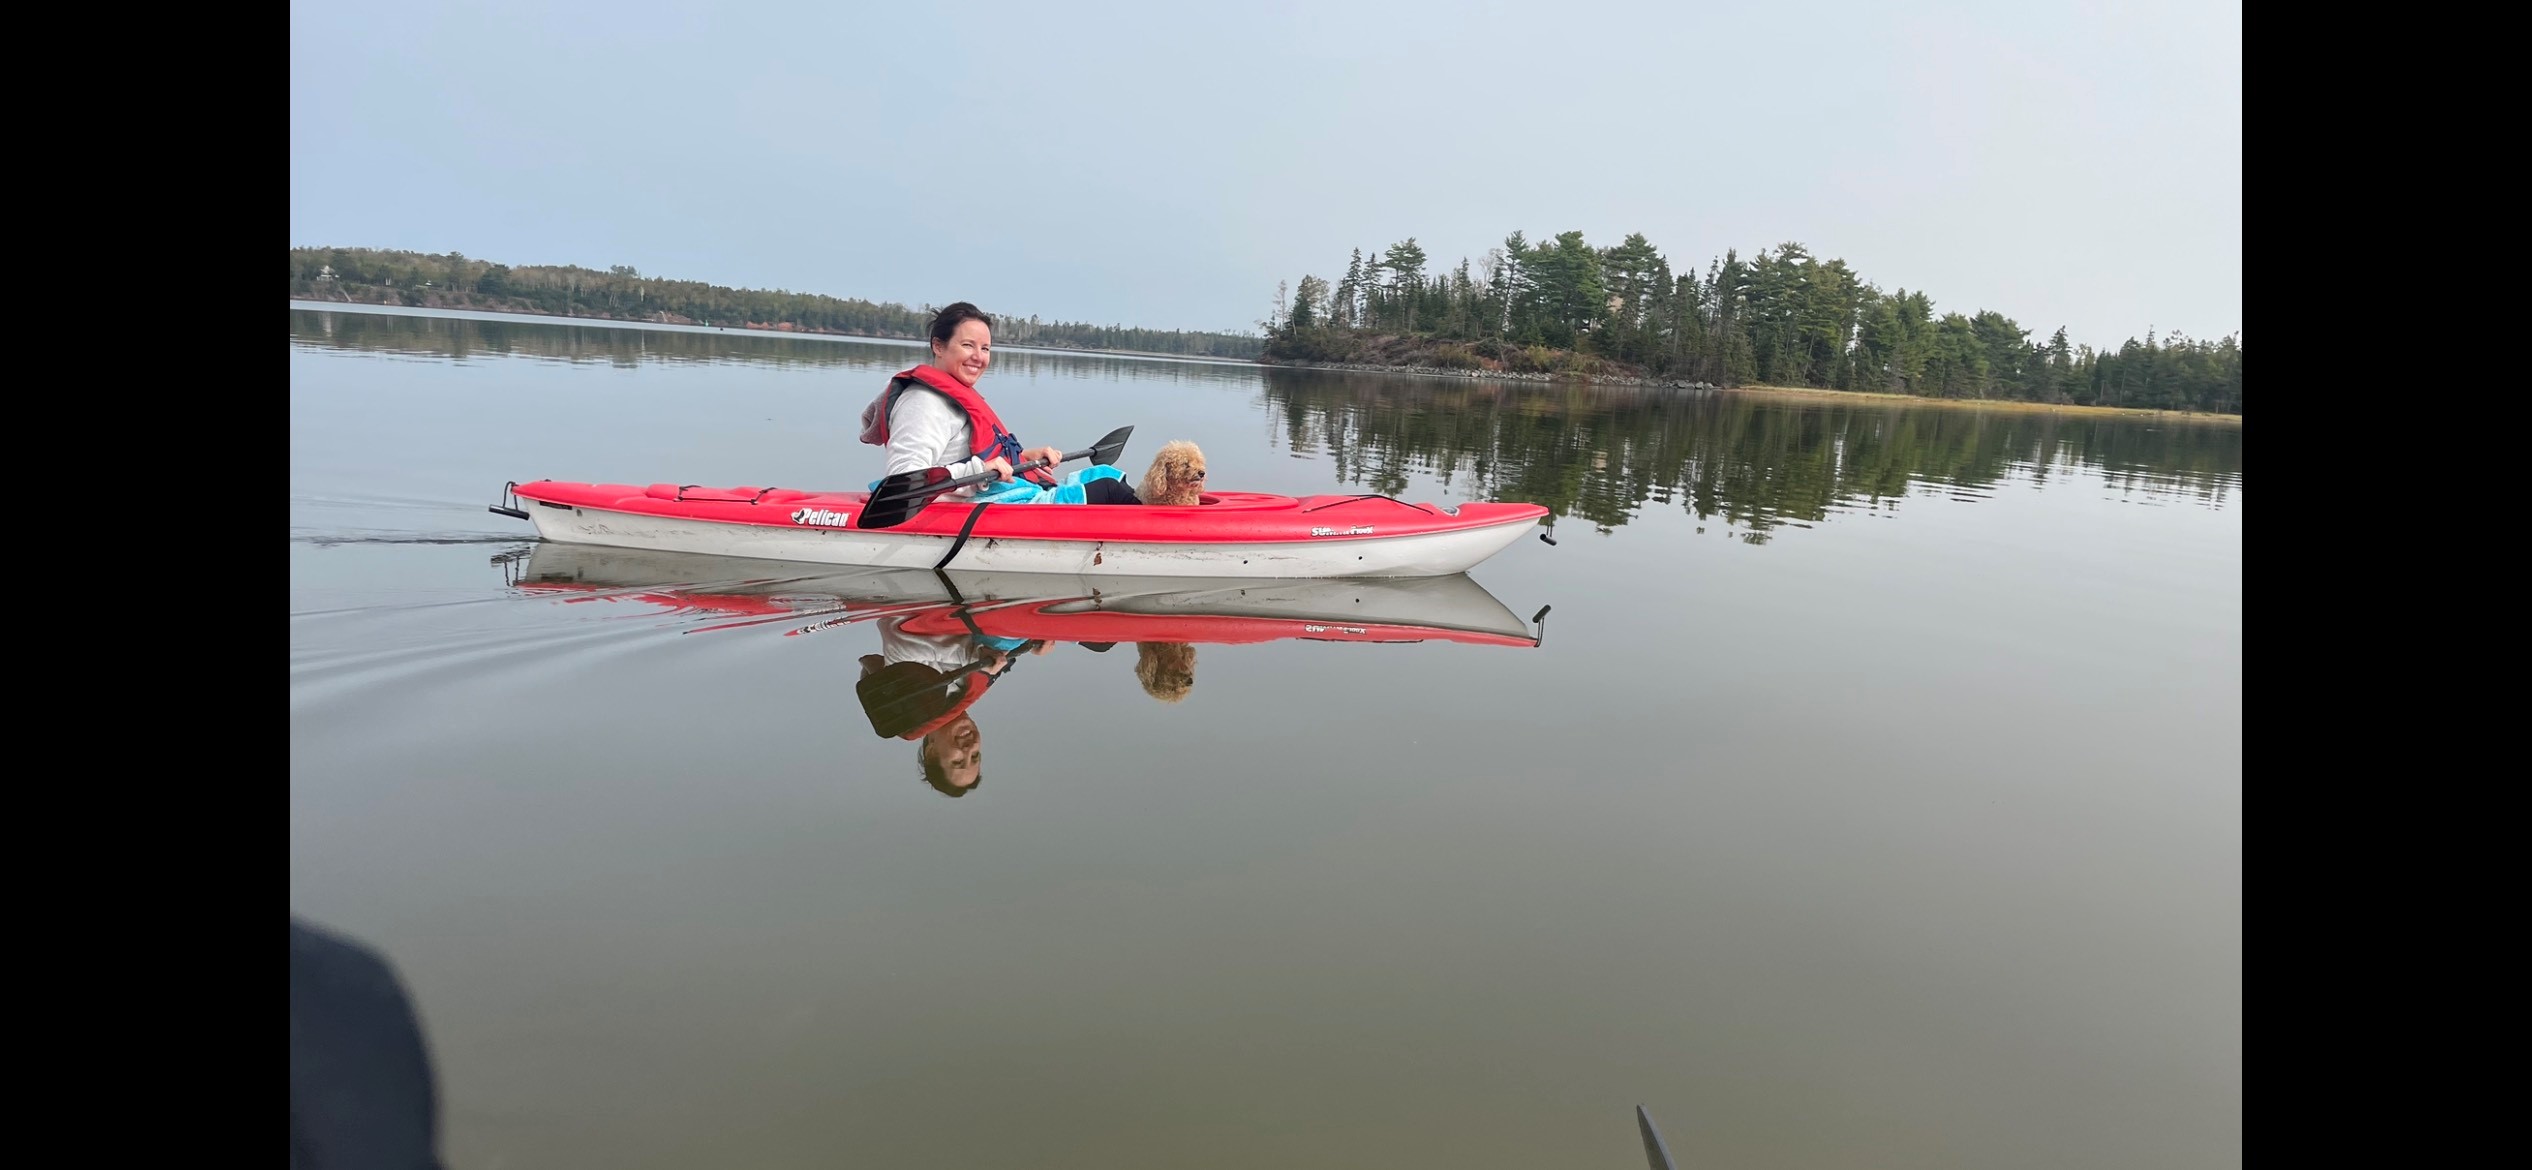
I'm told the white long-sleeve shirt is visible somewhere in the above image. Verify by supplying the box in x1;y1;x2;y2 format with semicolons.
876;613;979;672
876;390;993;497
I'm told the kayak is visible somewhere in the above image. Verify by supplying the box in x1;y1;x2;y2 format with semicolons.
509;543;1544;648
493;479;1549;578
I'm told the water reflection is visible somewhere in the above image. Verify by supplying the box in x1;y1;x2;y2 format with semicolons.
294;304;2242;552
297;306;2238;1166
1256;369;2242;538
508;543;1541;795
288;304;1259;386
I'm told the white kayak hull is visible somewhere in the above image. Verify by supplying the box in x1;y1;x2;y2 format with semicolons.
523;500;1538;578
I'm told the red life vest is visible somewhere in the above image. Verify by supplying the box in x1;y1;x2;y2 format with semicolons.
867;365;1057;488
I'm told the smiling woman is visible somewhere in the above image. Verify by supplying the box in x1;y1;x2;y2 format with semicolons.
857;302;1145;506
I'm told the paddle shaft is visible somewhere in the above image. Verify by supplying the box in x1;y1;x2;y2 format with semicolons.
876;448;1077;505
855;425;1133;532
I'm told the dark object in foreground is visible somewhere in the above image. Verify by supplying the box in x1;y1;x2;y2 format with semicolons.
290;919;443;1170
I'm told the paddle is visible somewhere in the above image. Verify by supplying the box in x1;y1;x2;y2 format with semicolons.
854;426;1135;530
855;652;1015;738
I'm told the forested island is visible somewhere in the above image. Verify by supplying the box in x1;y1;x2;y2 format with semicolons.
289;242;2239;416
1262;234;2240;416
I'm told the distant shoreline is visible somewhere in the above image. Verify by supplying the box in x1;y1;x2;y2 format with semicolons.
292;299;2240;422
286;300;1263;367
1258;356;2241;423
1716;382;2242;424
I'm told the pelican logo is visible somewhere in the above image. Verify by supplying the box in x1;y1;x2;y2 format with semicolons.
792;507;854;527
1309;525;1375;537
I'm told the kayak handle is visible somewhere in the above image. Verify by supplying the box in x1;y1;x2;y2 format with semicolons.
489;481;531;521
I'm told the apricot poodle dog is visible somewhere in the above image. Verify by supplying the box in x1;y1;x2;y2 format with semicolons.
1138;440;1208;506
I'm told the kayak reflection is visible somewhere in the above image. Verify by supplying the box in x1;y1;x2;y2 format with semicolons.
505;543;1545;796
506;543;1545;650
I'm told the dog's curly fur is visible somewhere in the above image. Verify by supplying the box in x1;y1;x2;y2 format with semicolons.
1136;642;1195;703
1138;440;1208;507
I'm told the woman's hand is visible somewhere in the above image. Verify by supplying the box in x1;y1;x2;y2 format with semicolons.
1019;446;1065;472
983;456;1016;482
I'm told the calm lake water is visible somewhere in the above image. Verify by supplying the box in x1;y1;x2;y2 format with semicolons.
289;303;2241;1169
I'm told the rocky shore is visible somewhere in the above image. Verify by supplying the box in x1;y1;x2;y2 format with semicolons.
1256;358;1720;391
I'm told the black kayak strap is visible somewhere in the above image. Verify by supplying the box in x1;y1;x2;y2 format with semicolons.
930;568;991;642
934;503;991;571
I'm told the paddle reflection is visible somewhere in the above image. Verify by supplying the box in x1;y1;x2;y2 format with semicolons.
504;543;1544;796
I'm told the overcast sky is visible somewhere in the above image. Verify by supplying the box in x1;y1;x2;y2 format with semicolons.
290;0;2240;349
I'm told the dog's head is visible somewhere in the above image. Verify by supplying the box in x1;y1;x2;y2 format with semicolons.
1136;642;1195;702
1157;441;1206;487
1143;440;1208;503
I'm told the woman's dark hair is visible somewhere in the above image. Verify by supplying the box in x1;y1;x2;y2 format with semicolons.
928;302;994;344
918;740;977;798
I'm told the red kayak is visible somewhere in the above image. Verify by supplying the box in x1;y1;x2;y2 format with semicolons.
495;479;1549;578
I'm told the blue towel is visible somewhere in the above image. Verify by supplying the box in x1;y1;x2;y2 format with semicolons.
879;465;1128;506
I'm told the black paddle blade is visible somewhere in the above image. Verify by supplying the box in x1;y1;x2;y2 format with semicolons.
856;658;991;737
872;466;950;495
853;493;922;530
1087;426;1134;467
854;467;952;530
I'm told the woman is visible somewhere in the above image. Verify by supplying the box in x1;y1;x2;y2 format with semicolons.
855;606;1052;799
858;302;1141;505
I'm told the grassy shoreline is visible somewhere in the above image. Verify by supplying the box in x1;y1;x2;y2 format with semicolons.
1261;356;2241;423
1723;382;2243;424
1261;332;2240;421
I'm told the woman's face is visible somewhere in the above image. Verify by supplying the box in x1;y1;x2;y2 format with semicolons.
929;320;993;386
926;715;982;788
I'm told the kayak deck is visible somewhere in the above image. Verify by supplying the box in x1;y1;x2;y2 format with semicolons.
509;482;1542;541
500;480;1550;578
